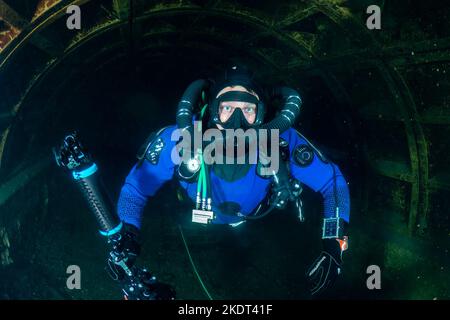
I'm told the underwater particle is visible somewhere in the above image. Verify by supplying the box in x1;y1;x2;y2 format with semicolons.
0;227;10;247
0;248;13;266
4;234;9;248
0;228;13;266
385;243;417;271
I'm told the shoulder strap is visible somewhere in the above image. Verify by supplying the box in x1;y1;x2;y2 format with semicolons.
136;126;170;168
294;129;329;163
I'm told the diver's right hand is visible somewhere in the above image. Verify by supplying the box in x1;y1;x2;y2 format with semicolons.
121;267;176;300
104;223;177;300
106;223;141;281
53;132;92;171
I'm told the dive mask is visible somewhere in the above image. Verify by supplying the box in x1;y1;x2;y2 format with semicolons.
210;90;264;129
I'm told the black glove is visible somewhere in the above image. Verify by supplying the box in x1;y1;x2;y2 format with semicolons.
105;223;176;300
120;267;176;300
306;238;346;296
106;223;141;281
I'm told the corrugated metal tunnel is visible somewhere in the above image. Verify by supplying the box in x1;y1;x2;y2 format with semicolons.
0;0;449;299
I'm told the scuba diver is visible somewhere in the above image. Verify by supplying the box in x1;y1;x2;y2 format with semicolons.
53;64;350;299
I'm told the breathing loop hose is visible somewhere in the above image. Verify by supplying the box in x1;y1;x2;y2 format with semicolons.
176;79;210;131
260;86;302;134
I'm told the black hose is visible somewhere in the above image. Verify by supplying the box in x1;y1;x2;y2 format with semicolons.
176;79;210;130
242;204;276;220
260;87;302;133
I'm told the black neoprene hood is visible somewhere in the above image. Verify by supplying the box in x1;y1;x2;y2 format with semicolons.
209;65;266;127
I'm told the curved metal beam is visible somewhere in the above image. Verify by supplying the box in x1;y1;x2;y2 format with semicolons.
0;2;363;184
376;62;421;235
390;68;430;235
0;0;92;69
0;0;362;178
314;0;430;235
0;28;282;169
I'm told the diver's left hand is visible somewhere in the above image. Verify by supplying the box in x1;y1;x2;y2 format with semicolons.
306;239;343;296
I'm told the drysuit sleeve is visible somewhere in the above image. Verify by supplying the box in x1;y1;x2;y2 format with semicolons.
281;128;350;223
117;126;178;229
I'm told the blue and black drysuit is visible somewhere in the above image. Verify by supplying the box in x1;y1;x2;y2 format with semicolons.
116;125;350;229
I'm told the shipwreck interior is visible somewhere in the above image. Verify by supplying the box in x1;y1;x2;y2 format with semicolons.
0;0;449;299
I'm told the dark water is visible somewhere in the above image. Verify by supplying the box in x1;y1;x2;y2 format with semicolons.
0;119;448;300
0;63;448;300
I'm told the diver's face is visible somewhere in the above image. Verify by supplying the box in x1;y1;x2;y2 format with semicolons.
219;101;257;124
216;86;259;127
